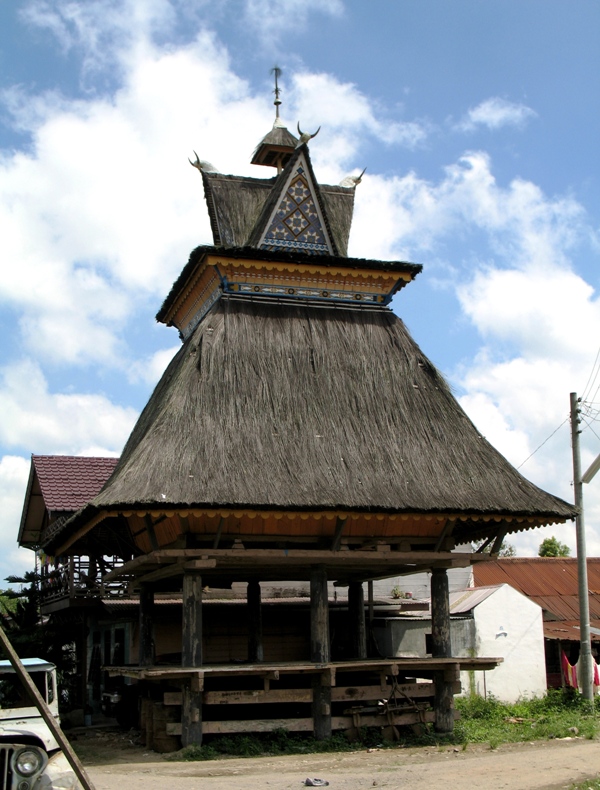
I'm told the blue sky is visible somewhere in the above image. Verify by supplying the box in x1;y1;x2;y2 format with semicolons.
1;0;599;584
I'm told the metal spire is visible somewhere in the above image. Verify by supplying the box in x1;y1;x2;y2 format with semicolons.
271;66;283;124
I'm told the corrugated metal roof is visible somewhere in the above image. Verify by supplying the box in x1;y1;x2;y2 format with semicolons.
33;455;118;511
544;620;600;642
449;585;500;613
474;558;600;630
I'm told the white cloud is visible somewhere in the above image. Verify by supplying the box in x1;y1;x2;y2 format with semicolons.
345;146;597;558
242;0;343;41
290;72;429;177
1;24;432;371
455;97;537;132
0;456;37;587
128;345;179;386
0;360;138;455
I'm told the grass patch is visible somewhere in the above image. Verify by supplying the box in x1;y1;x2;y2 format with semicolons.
454;689;600;747
569;781;600;790
167;690;600;762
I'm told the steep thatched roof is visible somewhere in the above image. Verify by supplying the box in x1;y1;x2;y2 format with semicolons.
86;298;573;531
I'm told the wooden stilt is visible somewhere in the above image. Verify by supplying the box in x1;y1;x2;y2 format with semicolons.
310;565;331;740
181;572;203;746
138;584;154;667
247;580;264;662
181;672;204;747
348;581;367;659
431;567;454;733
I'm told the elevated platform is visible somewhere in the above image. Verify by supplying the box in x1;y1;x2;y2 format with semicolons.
107;656;502;748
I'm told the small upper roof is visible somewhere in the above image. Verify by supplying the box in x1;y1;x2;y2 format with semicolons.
18;455;118;547
201;143;356;256
250;117;299;170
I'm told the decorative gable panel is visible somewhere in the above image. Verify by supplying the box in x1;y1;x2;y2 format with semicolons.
258;153;333;255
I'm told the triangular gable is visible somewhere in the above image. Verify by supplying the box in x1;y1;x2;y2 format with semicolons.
251;146;337;255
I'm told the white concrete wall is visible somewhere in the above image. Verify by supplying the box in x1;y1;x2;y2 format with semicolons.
462;583;546;702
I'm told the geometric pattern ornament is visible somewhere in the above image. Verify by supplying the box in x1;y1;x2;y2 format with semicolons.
259;161;332;255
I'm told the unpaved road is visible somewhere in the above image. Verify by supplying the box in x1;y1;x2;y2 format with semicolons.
76;732;600;790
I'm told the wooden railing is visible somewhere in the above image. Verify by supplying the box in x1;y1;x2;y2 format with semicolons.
40;556;129;603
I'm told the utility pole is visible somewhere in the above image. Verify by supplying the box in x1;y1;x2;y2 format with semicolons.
570;392;594;702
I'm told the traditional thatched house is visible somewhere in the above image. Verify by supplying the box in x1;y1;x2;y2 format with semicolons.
21;92;576;746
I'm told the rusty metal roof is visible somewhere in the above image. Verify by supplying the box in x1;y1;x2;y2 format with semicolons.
448;585;500;613
473;558;600;636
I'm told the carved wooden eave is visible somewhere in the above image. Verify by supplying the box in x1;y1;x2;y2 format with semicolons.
158;249;419;339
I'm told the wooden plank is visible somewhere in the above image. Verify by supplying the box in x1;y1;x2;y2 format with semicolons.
332;709;460;730
183;718;314;735
166;709;461;736
103;548;478;580
106;656;503;681
204;688;312;705
0;623;96;790
164;681;459;708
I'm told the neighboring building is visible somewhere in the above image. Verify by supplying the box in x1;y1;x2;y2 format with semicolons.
473;558;600;687
373;584;547;703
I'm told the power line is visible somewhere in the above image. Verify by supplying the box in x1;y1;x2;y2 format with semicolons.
580;345;600;402
516;417;570;470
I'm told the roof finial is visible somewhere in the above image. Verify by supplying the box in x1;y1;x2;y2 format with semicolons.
271;66;282;122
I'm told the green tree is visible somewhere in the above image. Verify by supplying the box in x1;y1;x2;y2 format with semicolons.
538;536;571;557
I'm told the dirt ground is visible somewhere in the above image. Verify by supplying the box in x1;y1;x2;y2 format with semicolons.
71;728;600;790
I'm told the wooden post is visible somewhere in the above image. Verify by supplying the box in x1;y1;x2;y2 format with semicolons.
182;572;203;667
247;580;264;662
431;567;454;733
138;584;154;667
348;581;367;659
310;565;331;740
181;572;203;746
181;673;204;747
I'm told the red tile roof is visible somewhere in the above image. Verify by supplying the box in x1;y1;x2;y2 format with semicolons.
473;557;600;638
32;455;119;512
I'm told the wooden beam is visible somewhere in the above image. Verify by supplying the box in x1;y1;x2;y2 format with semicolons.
490;523;508;556
164;681;458;707
431;567;454;734
434;519;456;552
212;517;224;549
310;566;331;741
103;548;479;581
138;584;154;667
166;710;457;736
0;624;96;790
247;580;263;663
144;515;160;552
331;517;347;551
182;572;203;667
348;581;367;659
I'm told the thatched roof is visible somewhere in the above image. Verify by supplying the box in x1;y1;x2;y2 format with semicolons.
78;298;573;536
201;145;355;255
